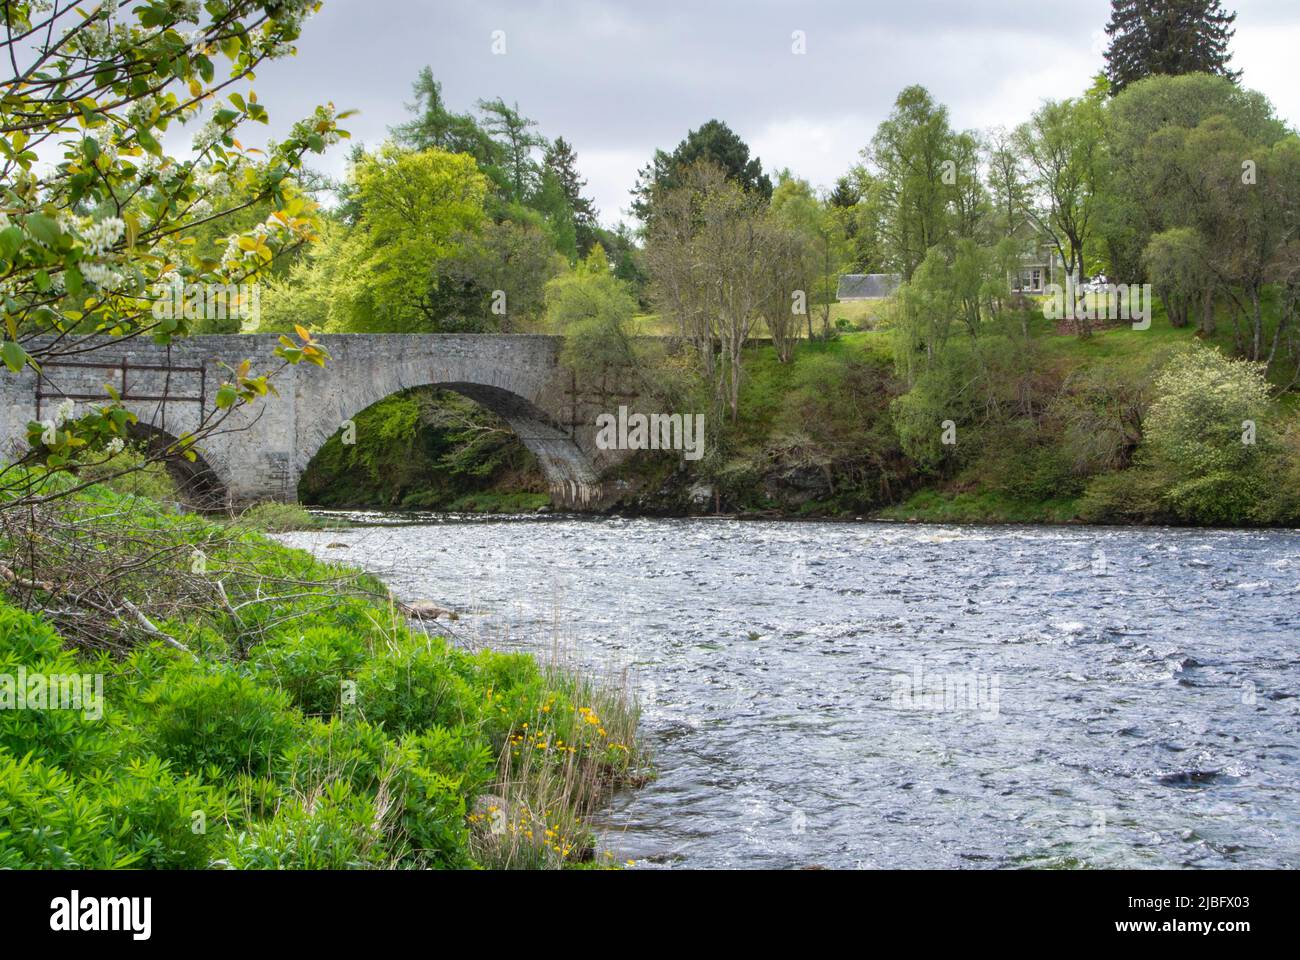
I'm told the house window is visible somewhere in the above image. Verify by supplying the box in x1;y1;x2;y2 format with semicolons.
1032;269;1041;290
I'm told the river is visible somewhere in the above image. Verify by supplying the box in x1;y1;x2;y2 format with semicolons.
276;515;1300;869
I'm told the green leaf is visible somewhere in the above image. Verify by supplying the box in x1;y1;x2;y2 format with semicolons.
137;129;161;156
25;213;60;247
1;340;28;373
0;226;22;260
215;384;237;409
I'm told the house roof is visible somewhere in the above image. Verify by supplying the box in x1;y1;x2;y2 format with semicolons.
837;274;901;300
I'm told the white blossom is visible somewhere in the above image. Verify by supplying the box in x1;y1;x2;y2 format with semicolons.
80;217;125;257
80;261;125;291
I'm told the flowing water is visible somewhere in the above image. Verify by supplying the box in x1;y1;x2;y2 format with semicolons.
277;516;1300;869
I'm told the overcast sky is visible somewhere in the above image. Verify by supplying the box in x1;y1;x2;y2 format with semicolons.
237;0;1300;227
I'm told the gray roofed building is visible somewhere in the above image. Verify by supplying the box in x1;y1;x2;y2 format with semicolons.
837;273;901;301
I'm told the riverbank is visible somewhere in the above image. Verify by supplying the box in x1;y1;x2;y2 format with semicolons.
296;315;1300;529
0;478;648;869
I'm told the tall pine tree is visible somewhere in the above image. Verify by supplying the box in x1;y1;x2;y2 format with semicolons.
544;137;599;254
1105;0;1240;94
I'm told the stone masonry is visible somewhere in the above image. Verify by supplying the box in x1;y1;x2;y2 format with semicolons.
0;334;637;510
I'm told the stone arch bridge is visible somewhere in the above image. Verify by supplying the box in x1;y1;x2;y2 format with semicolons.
0;334;641;511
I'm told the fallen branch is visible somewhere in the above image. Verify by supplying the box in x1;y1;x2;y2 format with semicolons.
121;598;195;658
0;561;53;592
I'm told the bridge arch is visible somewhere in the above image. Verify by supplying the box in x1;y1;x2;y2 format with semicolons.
291;342;605;510
295;378;600;509
127;420;228;507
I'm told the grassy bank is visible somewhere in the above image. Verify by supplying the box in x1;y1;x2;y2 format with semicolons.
0;476;647;869
875;489;1083;524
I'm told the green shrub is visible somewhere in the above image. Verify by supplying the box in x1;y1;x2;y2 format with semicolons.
385;726;492;867
92;754;231;869
252;626;369;717
145;668;303;778
233;501;320;532
355;637;481;736
1143;346;1275;524
0;606;119;774
993;443;1085;502
78;445;178;503
1076;468;1168;523
0;478;648;871
220;780;389;869
281;718;391;794
1262;423;1300;523
0;752;137;869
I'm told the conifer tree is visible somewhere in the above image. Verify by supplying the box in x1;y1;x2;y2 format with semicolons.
1105;0;1240;94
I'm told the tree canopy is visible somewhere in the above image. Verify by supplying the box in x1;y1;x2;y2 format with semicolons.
631;119;772;223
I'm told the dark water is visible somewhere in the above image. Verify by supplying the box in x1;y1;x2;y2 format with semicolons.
278;516;1300;869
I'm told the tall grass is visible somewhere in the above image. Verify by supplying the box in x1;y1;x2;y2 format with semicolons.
471;660;646;869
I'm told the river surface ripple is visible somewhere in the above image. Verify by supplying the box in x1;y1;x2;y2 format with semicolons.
277;516;1300;869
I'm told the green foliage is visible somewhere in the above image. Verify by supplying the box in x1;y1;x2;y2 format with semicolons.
545;137;600;255
0;0;345;485
233;502;322;533
324;146;489;333
0;479;647;870
221;781;389;869
75;444;178;503
1104;0;1241;94
547;246;639;378
92;756;230;869
354;637;481;736
0;753;138;869
1075;467;1171;524
866;86;967;278
878;488;1082;524
385;726;493;865
766;348;908;505
632;119;773;222
1142;346;1275;523
144;668;303;778
252;627;369;718
1014;91;1106;284
0;605;119;774
393;68;502;168
389;67;595;268
433;215;564;331
890;338;980;470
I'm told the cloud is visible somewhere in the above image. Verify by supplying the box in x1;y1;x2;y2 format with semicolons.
237;0;1299;227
